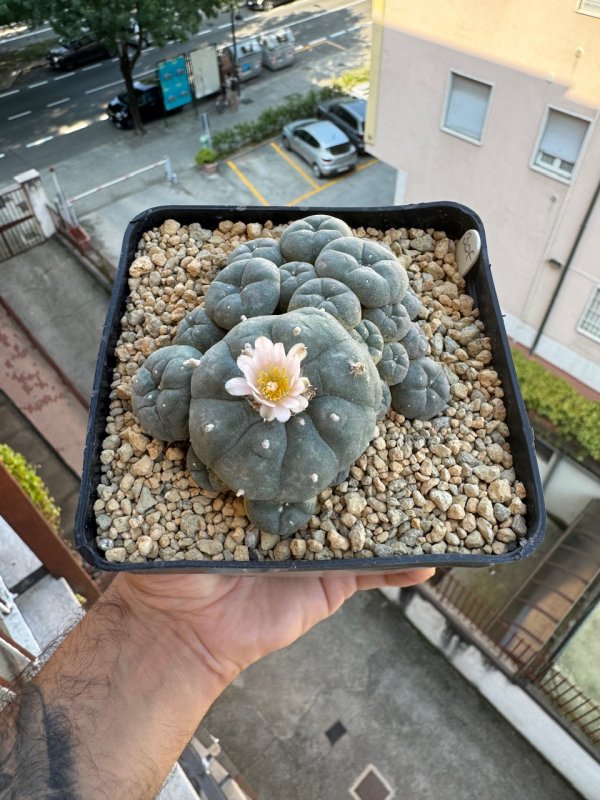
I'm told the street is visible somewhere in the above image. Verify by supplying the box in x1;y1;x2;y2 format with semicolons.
0;0;371;185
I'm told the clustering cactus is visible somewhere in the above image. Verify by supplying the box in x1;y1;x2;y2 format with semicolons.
129;214;450;537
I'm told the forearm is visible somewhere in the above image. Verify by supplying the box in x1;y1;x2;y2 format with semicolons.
0;575;233;800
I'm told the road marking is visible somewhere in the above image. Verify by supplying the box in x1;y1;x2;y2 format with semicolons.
46;97;70;107
111;57;119;62
26;135;54;148
330;29;346;37
227;160;269;206
82;63;102;71
28;80;48;89
216;23;230;30
85;79;122;94
0;89;20;99
271;141;319;189
54;71;75;80
8;110;31;120
0;153;5;159
0;25;52;43
287;158;376;206
307;37;326;46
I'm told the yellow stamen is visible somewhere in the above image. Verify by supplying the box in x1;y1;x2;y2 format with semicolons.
256;366;291;402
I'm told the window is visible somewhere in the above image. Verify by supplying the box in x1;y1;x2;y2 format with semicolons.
533;109;589;180
336;107;358;129
442;72;492;143
578;287;600;343
577;1;600;18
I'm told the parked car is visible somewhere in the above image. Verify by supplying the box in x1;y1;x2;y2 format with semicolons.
282;118;357;178
107;82;171;129
46;34;113;70
316;97;367;153
246;0;296;10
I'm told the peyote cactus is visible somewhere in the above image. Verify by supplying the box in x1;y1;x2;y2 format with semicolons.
129;213;452;539
288;277;362;330
280;214;352;263
204;257;280;330
131;345;201;441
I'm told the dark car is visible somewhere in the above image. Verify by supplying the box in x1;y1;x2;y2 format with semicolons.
246;0;296;10
107;82;173;129
316;97;367;153
46;33;113;70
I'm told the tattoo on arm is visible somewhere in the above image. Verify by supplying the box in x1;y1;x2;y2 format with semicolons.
0;683;80;800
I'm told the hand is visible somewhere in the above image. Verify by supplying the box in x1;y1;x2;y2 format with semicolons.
117;567;434;686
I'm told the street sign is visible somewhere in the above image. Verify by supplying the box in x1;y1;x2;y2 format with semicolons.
158;56;192;112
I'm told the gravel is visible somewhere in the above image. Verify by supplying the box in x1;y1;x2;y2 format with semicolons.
93;219;528;563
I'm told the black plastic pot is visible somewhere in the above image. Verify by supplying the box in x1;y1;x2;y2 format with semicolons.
75;203;546;574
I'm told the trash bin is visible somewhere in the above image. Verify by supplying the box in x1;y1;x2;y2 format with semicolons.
225;38;262;82
259;29;296;71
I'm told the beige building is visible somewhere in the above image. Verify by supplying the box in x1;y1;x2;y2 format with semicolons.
366;0;600;392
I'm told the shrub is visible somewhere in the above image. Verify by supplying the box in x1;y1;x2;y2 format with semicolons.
0;444;61;531
195;146;217;165
512;349;600;462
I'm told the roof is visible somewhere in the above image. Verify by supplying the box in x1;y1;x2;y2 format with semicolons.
301;120;350;145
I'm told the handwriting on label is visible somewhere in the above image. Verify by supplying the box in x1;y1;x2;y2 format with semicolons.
456;229;481;277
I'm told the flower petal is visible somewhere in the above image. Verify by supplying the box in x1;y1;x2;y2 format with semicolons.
259;404;277;421
225;377;253;396
273;405;292;422
288;343;307;362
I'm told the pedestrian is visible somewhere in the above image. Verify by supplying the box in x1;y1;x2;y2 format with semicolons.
0;567;433;798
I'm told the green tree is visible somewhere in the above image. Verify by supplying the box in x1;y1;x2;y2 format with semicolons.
1;0;223;132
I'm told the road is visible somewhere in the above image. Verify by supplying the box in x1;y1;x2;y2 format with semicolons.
0;0;371;185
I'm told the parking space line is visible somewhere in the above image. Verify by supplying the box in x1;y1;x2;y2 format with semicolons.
227;161;269;206
270;142;319;189
287;159;377;206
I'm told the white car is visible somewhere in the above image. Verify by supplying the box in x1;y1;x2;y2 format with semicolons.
282;118;357;178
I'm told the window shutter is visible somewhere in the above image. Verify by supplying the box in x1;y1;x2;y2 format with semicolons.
539;110;589;163
579;0;600;14
445;74;491;141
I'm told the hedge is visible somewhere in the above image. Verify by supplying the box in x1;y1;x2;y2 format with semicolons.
511;349;600;462
0;444;61;531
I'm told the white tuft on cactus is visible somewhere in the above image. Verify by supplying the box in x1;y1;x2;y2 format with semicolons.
330;413;340;422
292;326;302;335
311;473;318;483
204;423;215;433
182;358;202;368
262;439;270;449
225;336;312;422
236;488;245;497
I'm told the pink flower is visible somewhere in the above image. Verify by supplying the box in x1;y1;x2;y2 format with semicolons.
225;336;312;422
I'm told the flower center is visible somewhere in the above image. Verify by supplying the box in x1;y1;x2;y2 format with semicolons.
256;366;291;402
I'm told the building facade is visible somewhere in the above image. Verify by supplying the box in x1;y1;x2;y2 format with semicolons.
366;0;600;392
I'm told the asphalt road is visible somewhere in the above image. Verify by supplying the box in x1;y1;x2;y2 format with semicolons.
0;0;370;184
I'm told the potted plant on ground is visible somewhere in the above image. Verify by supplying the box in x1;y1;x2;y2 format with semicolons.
195;147;219;174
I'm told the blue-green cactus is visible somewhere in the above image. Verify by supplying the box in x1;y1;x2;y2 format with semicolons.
288;277;362;330
377;382;392;420
400;322;430;359
186;445;228;492
188;309;381;526
229;237;284;266
278;261;317;312
204;257;281;330
315;237;409;308
390;357;450;420
174;307;226;352
131;345;202;441
362;302;411;343
280;214;352;263
377;342;410;386
352;319;384;364
401;287;422;321
244;497;317;537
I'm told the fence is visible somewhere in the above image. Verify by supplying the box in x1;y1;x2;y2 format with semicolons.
0;184;45;261
422;571;600;756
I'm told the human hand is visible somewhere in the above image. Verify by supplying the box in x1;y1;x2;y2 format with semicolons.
117;568;434;687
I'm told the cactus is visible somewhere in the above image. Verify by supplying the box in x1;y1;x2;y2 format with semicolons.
188;308;381;525
278;261;317;312
186;446;228;492
131;345;201;441
400;322;431;359
377;341;410;386
280;214;353;263
315;237;409;308
244;497;317;537
174;307;226;352
229;237;284;266
362;302;411;343
377;382;392;420
288;277;362;330
390;357;450;420
401;287;422;321
351;319;384;364
204;257;281;330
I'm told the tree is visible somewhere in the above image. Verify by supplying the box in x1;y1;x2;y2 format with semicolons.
3;0;223;133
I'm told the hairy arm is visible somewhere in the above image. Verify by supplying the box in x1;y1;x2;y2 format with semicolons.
0;567;433;800
0;579;229;800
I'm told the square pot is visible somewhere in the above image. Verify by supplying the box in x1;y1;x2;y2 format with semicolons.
75;203;546;574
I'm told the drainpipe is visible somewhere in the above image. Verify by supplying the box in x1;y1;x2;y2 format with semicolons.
530;177;600;354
